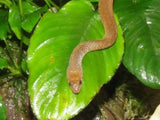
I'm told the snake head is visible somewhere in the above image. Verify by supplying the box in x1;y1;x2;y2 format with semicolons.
67;68;83;94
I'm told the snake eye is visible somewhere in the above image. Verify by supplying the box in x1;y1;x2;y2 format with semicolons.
79;81;82;85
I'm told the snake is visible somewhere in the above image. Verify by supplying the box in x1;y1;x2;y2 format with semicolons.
67;0;117;94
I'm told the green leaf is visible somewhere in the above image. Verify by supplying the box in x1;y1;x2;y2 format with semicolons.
114;0;160;88
0;47;8;70
28;0;124;119
0;10;10;40
22;1;38;14
0;57;8;69
21;11;41;32
21;57;28;74
0;95;6;120
9;5;21;39
0;0;12;7
22;35;29;45
21;1;41;33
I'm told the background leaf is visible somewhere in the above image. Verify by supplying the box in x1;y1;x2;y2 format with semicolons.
0;47;8;70
0;57;8;70
0;95;6;120
21;57;28;73
114;0;160;88
28;0;124;119
9;5;21;39
0;9;10;40
0;0;12;7
21;11;41;32
21;1;41;33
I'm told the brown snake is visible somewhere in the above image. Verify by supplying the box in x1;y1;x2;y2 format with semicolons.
67;0;117;94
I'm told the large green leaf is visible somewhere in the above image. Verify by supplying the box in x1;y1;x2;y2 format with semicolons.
28;0;124;119
0;95;6;120
114;0;160;88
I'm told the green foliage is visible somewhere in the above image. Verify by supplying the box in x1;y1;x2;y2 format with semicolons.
0;57;8;70
0;10;10;40
0;47;8;70
9;5;22;39
21;57;28;73
0;0;160;119
8;1;44;39
114;0;160;89
0;0;47;75
27;1;124;119
0;95;6;120
21;1;45;33
0;0;12;8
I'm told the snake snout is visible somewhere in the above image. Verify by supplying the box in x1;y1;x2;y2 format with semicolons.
69;80;82;94
67;68;83;94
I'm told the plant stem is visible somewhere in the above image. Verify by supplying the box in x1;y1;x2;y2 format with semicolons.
26;0;39;8
11;0;16;5
44;0;54;12
18;36;23;68
3;39;21;76
19;0;23;15
18;0;24;74
48;0;60;11
4;39;16;67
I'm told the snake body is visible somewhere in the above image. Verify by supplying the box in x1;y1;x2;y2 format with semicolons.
67;0;117;93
